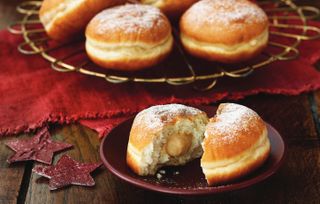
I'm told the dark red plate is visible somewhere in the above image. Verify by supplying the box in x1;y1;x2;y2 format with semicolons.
100;106;286;195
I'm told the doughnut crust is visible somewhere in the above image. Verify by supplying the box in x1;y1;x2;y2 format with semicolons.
201;103;271;185
127;104;209;176
180;0;269;63
39;0;125;41
140;0;199;17
85;4;173;71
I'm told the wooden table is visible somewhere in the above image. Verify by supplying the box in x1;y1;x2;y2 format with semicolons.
1;1;320;204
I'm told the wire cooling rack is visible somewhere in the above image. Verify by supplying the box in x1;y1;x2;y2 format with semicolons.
8;0;320;90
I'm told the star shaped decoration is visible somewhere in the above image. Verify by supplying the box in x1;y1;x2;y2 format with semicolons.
6;127;73;164
33;155;102;190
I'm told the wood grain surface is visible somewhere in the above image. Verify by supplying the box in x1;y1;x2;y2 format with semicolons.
0;1;320;204
0;136;26;204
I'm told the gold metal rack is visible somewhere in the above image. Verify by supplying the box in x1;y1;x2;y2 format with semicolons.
8;0;320;90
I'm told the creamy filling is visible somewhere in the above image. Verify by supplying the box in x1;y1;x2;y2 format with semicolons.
165;133;192;157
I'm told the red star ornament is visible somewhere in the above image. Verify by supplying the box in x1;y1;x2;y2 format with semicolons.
33;155;102;190
6;127;73;164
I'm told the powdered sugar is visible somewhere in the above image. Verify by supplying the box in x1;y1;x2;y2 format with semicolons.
190;0;267;26
206;103;261;145
92;4;167;34
133;104;203;130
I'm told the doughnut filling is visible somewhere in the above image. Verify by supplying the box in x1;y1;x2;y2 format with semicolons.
85;4;173;71
165;133;193;157
126;104;209;176
180;0;269;63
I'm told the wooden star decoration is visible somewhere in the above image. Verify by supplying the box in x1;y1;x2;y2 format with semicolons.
6;127;73;164
33;155;102;190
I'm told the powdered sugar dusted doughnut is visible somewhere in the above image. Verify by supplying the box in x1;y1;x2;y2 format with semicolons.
39;0;125;41
180;0;269;63
127;104;209;175
85;4;173;71
201;103;270;185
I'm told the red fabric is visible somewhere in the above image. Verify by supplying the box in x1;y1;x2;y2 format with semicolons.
80;117;131;138
1;21;320;137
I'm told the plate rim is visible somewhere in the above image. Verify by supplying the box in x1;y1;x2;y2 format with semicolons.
100;112;286;196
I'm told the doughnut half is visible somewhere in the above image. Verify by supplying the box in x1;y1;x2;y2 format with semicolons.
127;104;208;176
85;4;173;71
140;0;199;18
180;0;269;63
39;0;125;41
201;103;271;185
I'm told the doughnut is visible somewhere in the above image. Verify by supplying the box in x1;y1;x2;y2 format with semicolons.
180;0;269;63
201;103;271;185
126;104;209;176
140;0;199;18
39;0;125;41
85;4;173;71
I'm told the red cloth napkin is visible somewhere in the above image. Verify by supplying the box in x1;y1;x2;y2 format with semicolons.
1;21;320;137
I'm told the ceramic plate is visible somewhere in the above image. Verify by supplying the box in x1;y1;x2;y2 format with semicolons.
100;106;286;195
